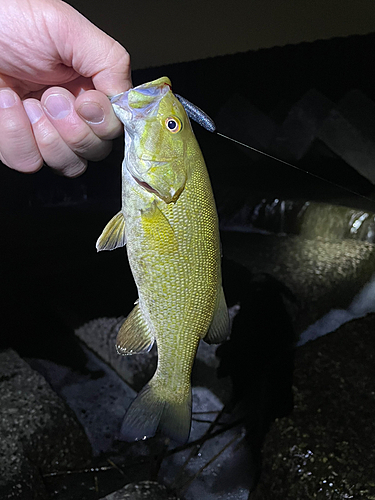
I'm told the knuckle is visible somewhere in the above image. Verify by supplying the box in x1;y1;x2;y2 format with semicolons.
59;159;88;178
2;117;20;136
1;149;43;173
0;125;43;173
69;129;94;152
33;122;88;176
67;129;106;160
14;148;43;172
20;156;44;173
37;127;61;150
88;140;112;162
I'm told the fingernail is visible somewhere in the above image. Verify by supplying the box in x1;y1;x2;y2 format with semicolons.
24;100;43;124
44;93;72;119
0;89;17;109
77;102;105;124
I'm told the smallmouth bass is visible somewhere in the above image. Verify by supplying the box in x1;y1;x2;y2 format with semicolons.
97;77;229;444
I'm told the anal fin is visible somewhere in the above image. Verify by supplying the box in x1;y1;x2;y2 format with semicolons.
96;211;126;251
116;303;154;355
204;286;230;344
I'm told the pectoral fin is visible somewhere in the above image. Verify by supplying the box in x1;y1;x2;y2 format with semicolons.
204;286;230;344
116;303;154;355
96;211;126;251
141;202;178;253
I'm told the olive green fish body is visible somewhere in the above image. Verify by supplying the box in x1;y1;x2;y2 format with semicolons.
97;77;229;443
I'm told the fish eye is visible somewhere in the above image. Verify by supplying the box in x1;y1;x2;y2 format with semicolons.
165;117;182;133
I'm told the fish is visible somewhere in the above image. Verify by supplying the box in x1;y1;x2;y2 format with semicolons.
96;77;230;444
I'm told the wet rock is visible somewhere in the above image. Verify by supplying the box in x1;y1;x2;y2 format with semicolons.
222;231;375;335
220;198;375;243
0;349;92;499
221;199;375;343
102;480;179;500
299;202;375;242
28;346;136;455
75;317;157;392
219;197;309;235
254;314;375;499
162;409;250;500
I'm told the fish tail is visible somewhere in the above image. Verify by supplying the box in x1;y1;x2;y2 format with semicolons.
120;380;192;444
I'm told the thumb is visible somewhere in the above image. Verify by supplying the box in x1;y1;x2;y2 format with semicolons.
54;1;132;96
89;41;133;97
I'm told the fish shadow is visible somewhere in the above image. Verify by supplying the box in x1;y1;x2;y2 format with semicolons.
216;259;296;491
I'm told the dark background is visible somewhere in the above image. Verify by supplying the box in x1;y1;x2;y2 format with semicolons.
1;33;375;360
1;28;375;500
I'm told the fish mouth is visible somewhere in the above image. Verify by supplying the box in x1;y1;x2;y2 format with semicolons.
139;155;174;163
131;157;183;203
132;174;182;203
132;175;160;196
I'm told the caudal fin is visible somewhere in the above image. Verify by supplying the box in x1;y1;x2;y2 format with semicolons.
120;382;192;444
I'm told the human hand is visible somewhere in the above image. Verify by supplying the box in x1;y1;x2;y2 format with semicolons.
0;0;132;177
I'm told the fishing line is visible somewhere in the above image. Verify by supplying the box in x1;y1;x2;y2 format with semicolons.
216;132;375;205
176;94;375;207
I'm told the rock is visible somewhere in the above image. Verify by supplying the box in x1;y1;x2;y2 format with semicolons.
219;197;309;235
75;317;157;391
0;349;92;500
28;345;137;456
273;89;334;161
215;94;278;159
161;394;251;500
222;231;375;335
299;202;375;242
101;480;179;500
318;90;375;184
336;90;375;143
221;198;375;243
254;314;375;499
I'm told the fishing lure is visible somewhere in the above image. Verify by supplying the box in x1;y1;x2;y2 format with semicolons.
176;94;375;206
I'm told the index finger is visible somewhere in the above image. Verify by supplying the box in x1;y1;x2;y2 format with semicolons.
75;89;123;140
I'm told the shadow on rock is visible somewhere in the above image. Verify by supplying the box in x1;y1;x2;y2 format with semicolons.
217;260;296;491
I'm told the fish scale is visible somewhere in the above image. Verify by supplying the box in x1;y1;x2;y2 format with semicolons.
97;77;229;443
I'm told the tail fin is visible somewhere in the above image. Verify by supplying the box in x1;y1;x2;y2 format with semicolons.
120;381;192;444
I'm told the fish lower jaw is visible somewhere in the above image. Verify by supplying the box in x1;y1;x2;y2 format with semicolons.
131;174;159;196
139;156;175;165
131;174;181;203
